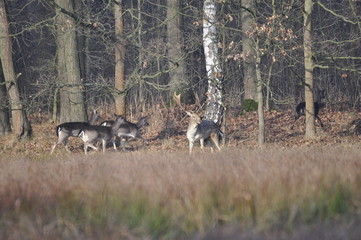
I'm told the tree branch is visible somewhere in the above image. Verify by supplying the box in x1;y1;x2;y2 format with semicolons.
316;1;358;25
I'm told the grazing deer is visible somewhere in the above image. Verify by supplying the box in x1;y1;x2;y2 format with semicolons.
186;111;221;154
100;116;149;151
78;115;126;154
295;89;326;128
50;109;99;154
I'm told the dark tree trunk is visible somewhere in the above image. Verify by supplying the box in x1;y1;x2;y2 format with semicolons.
74;0;87;81
55;0;87;123
0;60;11;136
167;0;188;98
0;0;31;140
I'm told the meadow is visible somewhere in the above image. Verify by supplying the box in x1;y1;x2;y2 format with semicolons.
0;147;360;240
0;107;361;239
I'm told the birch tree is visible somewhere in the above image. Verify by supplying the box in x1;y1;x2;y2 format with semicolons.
203;0;223;124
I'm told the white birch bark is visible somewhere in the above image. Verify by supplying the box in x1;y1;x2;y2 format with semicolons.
203;0;223;124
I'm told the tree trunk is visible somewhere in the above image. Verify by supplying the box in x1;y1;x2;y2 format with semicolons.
0;0;31;140
203;0;224;124
304;0;316;138
55;0;87;123
255;41;265;145
167;0;188;98
74;0;87;81
241;0;257;100
265;0;276;112
0;60;11;136
114;0;126;116
136;0;144;108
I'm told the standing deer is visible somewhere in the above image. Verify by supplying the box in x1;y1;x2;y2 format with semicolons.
186;111;221;154
100;116;149;151
50;109;99;154
295;89;326;127
78;115;126;154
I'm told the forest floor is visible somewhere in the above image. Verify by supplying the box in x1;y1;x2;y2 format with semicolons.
1;105;361;156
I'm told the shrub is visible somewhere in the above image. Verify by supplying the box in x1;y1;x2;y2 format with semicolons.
243;99;258;112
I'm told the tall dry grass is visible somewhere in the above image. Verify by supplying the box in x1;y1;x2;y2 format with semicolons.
0;147;360;239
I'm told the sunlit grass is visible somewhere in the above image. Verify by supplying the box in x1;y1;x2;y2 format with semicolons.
0;146;360;239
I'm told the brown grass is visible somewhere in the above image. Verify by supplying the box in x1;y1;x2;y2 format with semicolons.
0;147;360;239
1;107;361;239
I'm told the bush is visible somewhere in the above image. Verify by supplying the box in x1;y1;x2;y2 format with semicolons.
243;99;258;112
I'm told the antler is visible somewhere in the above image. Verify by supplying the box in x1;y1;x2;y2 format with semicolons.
173;92;184;110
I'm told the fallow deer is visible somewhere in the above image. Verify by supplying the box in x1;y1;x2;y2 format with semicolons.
50;109;99;154
100;116;149;151
295;89;326;127
78;115;126;154
186;111;221;154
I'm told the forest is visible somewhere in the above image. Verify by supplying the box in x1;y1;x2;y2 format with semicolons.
0;0;361;239
0;0;360;138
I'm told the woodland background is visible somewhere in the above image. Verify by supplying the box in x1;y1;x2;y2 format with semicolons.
0;0;361;138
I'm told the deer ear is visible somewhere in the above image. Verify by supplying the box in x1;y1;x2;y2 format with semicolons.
186;111;191;116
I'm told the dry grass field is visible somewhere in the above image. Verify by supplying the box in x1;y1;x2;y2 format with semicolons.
0;106;361;239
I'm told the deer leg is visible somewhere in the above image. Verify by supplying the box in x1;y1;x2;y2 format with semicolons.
87;143;98;150
291;114;302;130
51;133;70;154
113;137;117;151
189;141;194;154
102;139;106;153
120;137;127;151
210;133;221;151
135;132;148;145
316;116;324;128
84;143;88;155
139;136;148;145
50;143;57;154
200;138;205;152
63;139;72;153
84;143;98;155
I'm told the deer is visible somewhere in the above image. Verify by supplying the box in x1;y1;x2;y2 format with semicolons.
100;115;149;151
295;89;326;128
186;111;222;154
50;109;99;154
78;115;126;154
